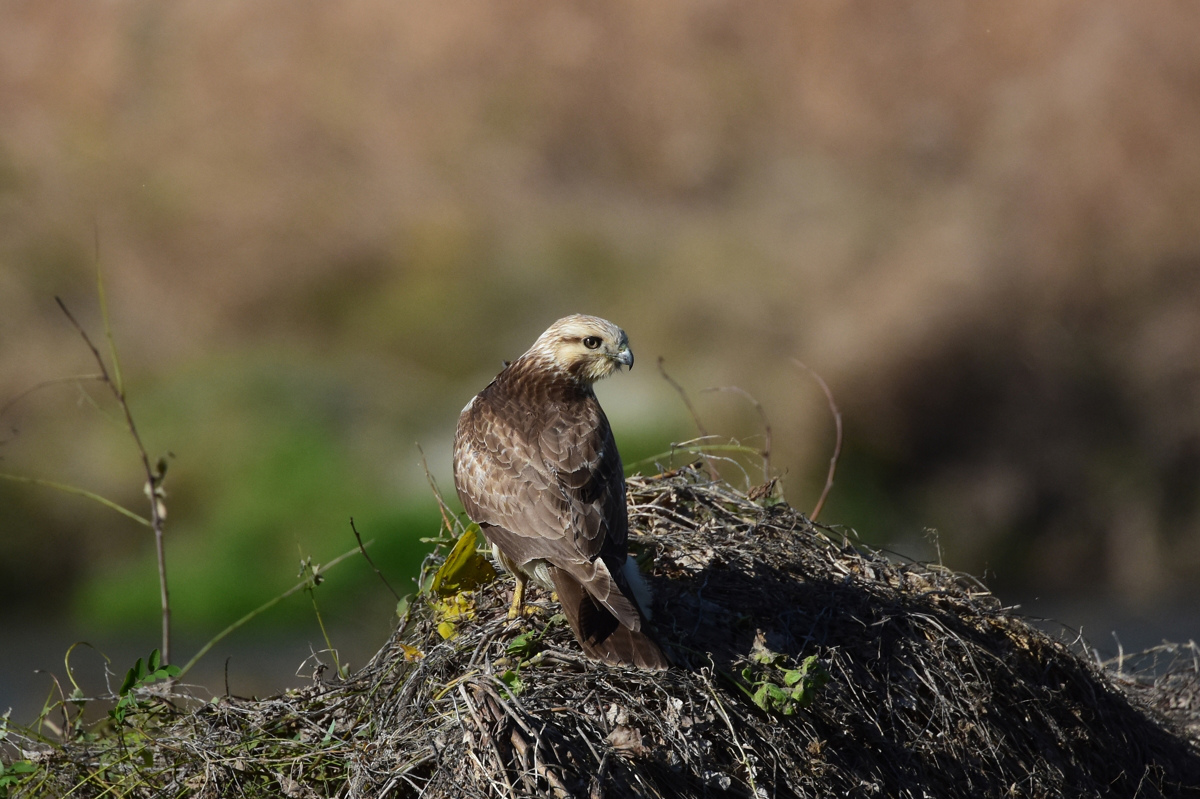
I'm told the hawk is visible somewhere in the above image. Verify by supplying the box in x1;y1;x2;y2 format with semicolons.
453;315;669;670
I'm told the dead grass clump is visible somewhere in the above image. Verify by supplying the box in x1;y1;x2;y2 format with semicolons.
8;466;1200;798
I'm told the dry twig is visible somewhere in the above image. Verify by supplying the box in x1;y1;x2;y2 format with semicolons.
794;360;843;522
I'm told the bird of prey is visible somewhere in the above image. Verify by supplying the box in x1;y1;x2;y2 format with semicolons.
453;314;669;670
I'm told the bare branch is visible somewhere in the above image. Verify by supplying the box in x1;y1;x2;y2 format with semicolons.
701;385;772;483
56;296;172;664
657;357;707;437
351;517;401;601
0;374;106;423
794;360;843;522
657;357;719;480
417;442;459;539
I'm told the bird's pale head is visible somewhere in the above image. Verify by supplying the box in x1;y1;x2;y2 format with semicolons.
526;314;633;385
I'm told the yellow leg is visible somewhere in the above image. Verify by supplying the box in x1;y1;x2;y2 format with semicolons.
507;574;526;620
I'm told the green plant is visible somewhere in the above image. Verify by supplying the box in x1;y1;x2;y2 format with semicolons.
300;554;347;679
497;669;524;698
735;637;829;716
109;649;181;726
177;543;367;678
57;291;174;663
0;711;39;798
0;761;38;799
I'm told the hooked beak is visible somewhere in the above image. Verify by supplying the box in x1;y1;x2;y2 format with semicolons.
615;346;634;370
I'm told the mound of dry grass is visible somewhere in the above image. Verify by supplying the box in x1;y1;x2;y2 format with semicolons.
7;466;1200;798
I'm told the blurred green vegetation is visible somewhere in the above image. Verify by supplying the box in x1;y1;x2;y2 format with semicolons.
63;352;440;631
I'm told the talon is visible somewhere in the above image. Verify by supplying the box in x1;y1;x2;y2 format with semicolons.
507;575;527;620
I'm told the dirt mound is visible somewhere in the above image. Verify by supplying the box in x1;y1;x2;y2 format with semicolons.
10;467;1200;797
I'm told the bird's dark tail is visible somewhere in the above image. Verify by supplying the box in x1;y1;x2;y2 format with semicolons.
550;568;670;670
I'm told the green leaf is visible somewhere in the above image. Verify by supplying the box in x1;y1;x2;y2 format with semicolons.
751;684;772;711
109;694;135;725
790;683;810;705
740;652;828;716
750;642;782;666
119;662;141;696
148;648;162;672
499;669;524;697
321;717;336;745
1;762;36;776
506;632;537;657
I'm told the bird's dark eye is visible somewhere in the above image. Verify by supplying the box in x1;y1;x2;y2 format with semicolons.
582;336;602;350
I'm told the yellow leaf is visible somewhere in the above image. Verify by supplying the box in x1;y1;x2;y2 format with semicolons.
399;643;423;661
430;524;497;596
431;593;476;622
437;621;457;640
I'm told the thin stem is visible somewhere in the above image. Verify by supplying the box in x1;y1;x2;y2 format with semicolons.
0;472;150;527
351;517;401;601
624;441;767;474
657;357;719;480
657;357;708;437
307;585;344;679
416;442;458;539
701;385;772;483
56;296;171;664
794;360;843;522
177;545;366;678
0;374;106;421
94;229;125;396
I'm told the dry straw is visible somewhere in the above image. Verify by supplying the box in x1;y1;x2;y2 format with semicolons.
9;466;1200;798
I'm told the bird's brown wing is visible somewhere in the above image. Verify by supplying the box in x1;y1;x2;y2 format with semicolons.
453;388;641;630
536;398;628;558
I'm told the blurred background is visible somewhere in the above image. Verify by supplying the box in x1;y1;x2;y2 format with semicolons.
3;1;1199;720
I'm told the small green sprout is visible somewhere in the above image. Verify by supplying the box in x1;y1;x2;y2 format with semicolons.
109;649;181;725
736;635;829;716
